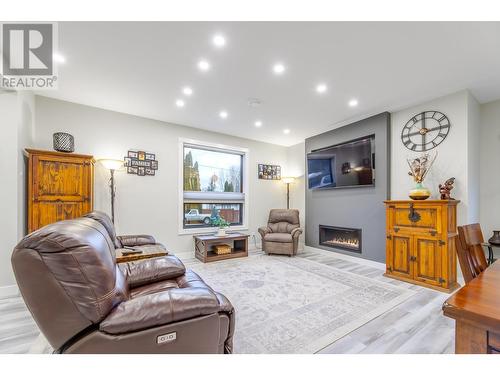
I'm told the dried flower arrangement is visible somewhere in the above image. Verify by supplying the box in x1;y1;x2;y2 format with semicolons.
407;152;437;183
406;152;437;200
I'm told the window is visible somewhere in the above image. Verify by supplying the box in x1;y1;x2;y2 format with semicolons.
180;139;248;232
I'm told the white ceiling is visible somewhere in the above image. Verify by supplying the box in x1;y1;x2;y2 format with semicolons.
40;22;500;146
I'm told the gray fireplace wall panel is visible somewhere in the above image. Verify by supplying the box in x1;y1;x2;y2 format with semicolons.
305;112;391;263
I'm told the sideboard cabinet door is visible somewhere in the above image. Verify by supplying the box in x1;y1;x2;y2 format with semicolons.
413;236;443;288
387;233;413;279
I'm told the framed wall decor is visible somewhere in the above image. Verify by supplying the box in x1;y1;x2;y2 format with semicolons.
258;163;281;180
125;150;158;176
127;166;138;174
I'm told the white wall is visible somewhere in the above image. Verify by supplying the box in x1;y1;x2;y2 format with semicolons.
0;91;35;289
480;99;500;240
391;90;479;225
17;92;35;238
466;93;480;223
0;93;20;288
34;96;289;253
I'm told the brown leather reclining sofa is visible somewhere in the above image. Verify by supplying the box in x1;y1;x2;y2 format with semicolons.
84;211;168;255
11;211;234;354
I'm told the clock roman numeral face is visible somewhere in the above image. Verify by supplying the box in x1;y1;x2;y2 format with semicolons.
401;110;450;151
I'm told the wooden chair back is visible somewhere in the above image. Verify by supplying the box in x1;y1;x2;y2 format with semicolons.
456;224;488;284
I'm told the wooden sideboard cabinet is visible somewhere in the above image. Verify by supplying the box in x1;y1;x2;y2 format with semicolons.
384;200;460;293
26;149;94;233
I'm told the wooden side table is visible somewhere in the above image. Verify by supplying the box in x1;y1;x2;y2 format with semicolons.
194;232;249;263
115;247;167;263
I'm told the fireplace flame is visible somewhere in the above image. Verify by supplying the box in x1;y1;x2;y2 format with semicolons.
323;237;359;250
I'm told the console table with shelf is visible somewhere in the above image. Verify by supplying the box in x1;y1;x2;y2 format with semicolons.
194;232;249;263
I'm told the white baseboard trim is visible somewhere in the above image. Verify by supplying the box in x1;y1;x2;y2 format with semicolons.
0;284;19;298
303;245;386;271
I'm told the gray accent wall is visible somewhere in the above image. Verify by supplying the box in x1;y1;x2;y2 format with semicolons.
305;112;391;263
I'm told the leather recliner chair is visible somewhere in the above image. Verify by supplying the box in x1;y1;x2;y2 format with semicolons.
11;214;234;354
258;209;303;256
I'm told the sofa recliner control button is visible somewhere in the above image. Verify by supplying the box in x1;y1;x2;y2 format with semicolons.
157;332;177;345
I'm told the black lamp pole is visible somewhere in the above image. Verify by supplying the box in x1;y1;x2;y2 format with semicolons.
286;182;290;209
109;169;116;224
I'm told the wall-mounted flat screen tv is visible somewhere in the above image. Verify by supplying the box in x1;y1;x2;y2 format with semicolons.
307;135;375;189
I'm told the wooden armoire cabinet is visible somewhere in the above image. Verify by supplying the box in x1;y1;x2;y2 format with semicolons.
26;149;94;233
384;200;460;293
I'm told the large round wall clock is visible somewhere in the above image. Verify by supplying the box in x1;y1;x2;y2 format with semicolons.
401;111;450;152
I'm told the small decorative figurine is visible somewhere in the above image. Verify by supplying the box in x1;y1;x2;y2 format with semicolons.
439;177;455;200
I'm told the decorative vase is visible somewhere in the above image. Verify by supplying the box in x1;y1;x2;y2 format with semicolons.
217;228;226;237
409;182;431;200
488;230;500;246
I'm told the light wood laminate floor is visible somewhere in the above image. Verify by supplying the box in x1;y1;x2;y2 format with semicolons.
0;246;456;354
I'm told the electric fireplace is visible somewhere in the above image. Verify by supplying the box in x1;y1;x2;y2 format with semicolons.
319;225;361;253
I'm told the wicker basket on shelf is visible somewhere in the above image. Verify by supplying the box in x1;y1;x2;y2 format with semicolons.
213;244;232;255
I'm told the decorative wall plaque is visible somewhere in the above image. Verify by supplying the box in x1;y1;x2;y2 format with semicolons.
125;150;158;176
258;163;281;180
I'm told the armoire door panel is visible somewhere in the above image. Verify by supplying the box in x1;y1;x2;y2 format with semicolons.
414;237;442;286
34;157;89;201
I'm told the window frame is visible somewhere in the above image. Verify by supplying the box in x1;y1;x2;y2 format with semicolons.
178;138;249;235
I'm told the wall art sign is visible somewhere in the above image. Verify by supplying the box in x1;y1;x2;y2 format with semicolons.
258;163;281;180
124;150;158;176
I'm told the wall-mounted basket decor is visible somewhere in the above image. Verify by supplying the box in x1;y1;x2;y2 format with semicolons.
124;150;158;176
52;132;75;153
258;163;281;180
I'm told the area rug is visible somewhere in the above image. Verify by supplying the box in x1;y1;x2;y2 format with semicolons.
189;254;415;353
30;252;415;354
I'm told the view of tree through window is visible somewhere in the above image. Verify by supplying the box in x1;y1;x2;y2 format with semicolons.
183;147;242;193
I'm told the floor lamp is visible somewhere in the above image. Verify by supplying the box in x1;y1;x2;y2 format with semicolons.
282;177;295;209
99;159;124;224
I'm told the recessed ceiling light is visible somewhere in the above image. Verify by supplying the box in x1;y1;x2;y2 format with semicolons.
255;120;263;128
53;53;66;64
273;63;285;75
219;110;228;119
283;129;290;134
316;83;327;94
198;59;211;71
348;98;359;107
212;34;226;48
182;87;193;96
175;99;185;108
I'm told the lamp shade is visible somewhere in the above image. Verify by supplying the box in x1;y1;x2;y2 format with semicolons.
282;177;295;184
99;159;124;170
